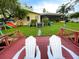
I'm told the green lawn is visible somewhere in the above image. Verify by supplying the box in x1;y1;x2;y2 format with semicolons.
66;22;79;30
1;22;79;36
2;26;38;36
41;22;64;35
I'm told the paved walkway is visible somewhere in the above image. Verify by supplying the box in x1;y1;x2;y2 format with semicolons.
37;29;42;36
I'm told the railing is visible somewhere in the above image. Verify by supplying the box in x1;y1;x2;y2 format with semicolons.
0;30;24;51
58;27;79;46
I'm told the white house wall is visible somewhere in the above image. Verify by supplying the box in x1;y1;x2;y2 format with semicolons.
70;18;79;22
27;13;41;23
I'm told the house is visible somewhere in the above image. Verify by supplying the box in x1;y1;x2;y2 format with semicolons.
15;11;41;26
26;11;41;25
70;18;79;22
40;13;64;22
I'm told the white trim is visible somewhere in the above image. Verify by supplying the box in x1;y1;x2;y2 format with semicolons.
62;45;79;59
24;46;41;59
12;46;25;59
12;46;41;59
47;45;65;59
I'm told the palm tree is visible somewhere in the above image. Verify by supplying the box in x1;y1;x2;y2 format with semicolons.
56;2;74;26
56;2;74;14
43;8;47;13
57;0;79;14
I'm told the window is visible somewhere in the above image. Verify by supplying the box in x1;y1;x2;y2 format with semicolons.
27;16;30;21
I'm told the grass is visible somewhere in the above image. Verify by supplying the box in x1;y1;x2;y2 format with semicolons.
40;22;64;35
1;22;79;36
66;22;79;30
2;26;38;36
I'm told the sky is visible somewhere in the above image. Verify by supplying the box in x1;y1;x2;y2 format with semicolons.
19;0;79;13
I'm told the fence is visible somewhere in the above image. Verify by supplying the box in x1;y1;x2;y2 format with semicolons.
58;27;79;46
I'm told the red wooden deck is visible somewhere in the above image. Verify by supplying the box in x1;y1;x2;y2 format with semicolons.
0;36;79;59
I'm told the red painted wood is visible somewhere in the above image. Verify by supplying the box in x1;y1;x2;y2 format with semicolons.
61;36;79;55
74;32;79;43
18;49;25;59
0;38;25;59
4;36;10;46
62;48;73;59
36;36;49;59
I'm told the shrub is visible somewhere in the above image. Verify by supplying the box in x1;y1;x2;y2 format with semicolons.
42;17;49;26
0;18;3;22
30;19;37;26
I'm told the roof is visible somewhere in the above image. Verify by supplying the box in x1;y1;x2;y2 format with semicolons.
41;13;64;15
28;10;41;15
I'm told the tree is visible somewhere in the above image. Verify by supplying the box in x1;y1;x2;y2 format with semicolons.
75;0;79;4
0;0;20;29
14;6;29;26
56;2;74;14
70;12;79;18
0;0;19;18
42;16;49;26
15;8;28;20
56;2;74;26
56;0;79;14
43;8;47;13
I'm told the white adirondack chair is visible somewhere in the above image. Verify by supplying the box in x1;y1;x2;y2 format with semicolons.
47;35;65;59
25;36;41;59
